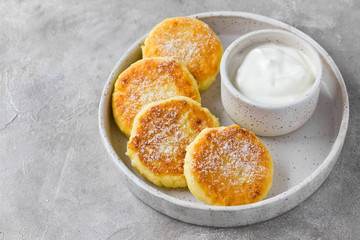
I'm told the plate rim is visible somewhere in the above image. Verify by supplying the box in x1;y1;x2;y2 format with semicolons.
98;11;349;212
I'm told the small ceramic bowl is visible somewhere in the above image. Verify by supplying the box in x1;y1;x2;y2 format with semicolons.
220;29;322;136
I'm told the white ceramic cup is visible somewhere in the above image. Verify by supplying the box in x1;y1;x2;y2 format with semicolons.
220;29;322;136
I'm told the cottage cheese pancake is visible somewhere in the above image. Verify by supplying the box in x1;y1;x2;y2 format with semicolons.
112;57;200;137
184;125;273;206
142;17;223;92
127;96;219;188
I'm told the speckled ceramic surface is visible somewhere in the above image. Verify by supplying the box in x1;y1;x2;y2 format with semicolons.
98;12;349;227
221;29;322;136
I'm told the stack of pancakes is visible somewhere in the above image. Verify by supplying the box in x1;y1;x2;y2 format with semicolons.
112;17;273;206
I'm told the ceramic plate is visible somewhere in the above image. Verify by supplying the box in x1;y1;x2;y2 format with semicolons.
98;12;349;227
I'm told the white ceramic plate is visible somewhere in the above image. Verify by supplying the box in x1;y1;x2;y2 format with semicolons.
98;12;349;227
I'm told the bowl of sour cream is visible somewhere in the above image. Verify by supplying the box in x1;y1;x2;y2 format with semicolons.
220;29;322;136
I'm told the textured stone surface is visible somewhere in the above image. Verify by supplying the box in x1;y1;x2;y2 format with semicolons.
0;0;359;239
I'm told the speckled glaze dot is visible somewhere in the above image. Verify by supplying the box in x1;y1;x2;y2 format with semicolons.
220;29;322;136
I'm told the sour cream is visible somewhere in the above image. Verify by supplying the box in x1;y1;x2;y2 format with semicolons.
234;43;316;104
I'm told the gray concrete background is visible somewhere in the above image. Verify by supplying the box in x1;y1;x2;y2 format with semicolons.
1;0;359;239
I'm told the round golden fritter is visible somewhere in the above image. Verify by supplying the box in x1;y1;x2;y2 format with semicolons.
127;96;219;188
112;57;201;137
142;17;223;92
184;125;273;206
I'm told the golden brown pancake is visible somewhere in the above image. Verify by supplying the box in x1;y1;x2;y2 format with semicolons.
127;96;219;188
142;17;223;92
112;57;201;137
184;125;273;206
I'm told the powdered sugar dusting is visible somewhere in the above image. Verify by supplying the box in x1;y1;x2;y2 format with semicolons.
161;38;201;63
